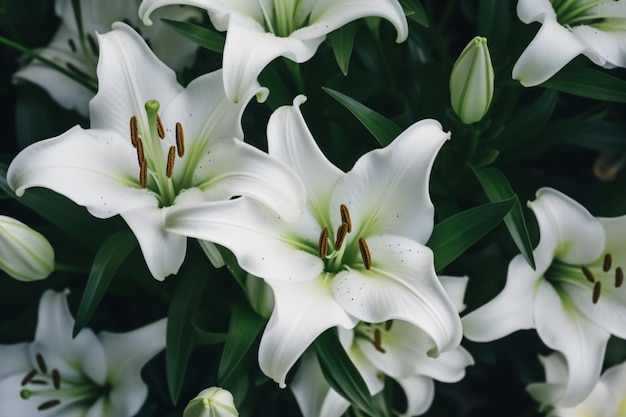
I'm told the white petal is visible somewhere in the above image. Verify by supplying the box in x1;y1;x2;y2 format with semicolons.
462;254;537;342
343;335;385;395
571;25;626;68
267;95;343;225
438;275;469;313
332;235;462;355
290;351;350;417
197;240;225;268
7;126;157;219
259;276;358;387
139;0;264;27
512;17;587;86
330;119;449;243
0;343;29;379
221;19;322;102
121;207;187;280
534;281;610;406
166;198;324;282
396;375;435;417
90;22;182;136
188;138;306;222
98;318;166;417
516;0;556;24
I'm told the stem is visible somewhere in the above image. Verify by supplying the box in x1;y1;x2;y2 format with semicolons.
283;59;306;94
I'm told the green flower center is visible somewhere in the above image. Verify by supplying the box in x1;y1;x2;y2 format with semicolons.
258;0;312;37
19;352;111;412
550;0;617;28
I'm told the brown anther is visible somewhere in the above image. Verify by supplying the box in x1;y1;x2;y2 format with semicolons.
86;33;99;55
166;146;176;178
385;320;393;331
603;253;613;272
30;379;48;385
358;237;372;270
66;62;89;79
176;122;185;157
139;159;147;189
318;227;329;259
334;223;349;251
340;204;352;233
36;354;47;374
67;38;76;53
581;266;595;283
616;267;624;288
373;329;386;353
21;370;37;386
136;137;145;167
592;281;602;304
52;369;61;390
129;116;139;148
156;115;165;139
37;400;61;411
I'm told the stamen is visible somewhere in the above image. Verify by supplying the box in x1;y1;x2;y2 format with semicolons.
135;137;145;166
334;223;349;251
86;33;99;56
603;253;612;272
616;267;624;288
385;320;393;331
592;281;601;304
318;227;329;258
67;38;76;53
340;204;352;233
30;380;48;385
359;237;372;270
373;329;386;353
129;116;139;148
156;115;165;139
36;354;47;374
66;62;90;79
21;370;37;386
581;266;595;283
139;159;147;189
166;146;176;178
38;400;61;411
52;369;61;390
176;122;185;157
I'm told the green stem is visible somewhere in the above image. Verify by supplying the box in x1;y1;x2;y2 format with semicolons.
284;59;306;94
55;262;90;274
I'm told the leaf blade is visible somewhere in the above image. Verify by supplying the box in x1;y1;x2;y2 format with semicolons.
160;18;225;53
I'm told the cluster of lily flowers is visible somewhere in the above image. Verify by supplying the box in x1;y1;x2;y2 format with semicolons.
1;0;626;416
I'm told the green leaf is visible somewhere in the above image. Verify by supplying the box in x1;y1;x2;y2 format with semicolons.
473;167;536;269
545;120;626;152
73;230;137;336
218;304;266;384
323;87;402;146
399;0;429;27
328;22;355;76
167;267;210;404
427;198;516;271
314;328;380;417
192;312;228;345
160;18;225;53
542;66;626;103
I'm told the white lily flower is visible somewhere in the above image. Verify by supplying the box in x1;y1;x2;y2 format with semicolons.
0;215;54;281
139;0;408;102
0;289;166;417
513;0;626;86
529;353;626;416
462;187;626;406
165;95;463;387
291;276;474;417
7;23;305;280
14;0;202;116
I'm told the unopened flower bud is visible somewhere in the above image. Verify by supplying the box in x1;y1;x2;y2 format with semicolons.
183;387;239;417
449;36;494;124
0;215;54;281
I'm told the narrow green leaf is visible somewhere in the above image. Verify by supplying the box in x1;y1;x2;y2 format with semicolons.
192;312;228;345
547;120;626;152
542;66;626;103
160;18;225;53
167;267;210;404
314;328;380;417
328;22;355;76
73;230;137;336
218;304;266;384
474;167;536;269
323;87;402;146
427;198;516;271
399;0;429;27
70;0;84;42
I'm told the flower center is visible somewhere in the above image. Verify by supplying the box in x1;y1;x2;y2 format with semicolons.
258;0;312;37
19;352;110;412
130;100;187;207
545;252;623;304
316;204;373;273
551;0;614;28
354;320;394;354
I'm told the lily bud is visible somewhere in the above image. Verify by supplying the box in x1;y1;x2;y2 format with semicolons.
0;215;54;281
183;387;239;417
449;36;494;124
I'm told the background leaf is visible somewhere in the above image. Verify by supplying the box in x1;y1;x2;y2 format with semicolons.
328;22;355;76
542;66;626;102
160;19;225;53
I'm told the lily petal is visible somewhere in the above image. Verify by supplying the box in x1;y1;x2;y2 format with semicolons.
139;0;264;28
259;276;358;387
439;275;469;313
512;17;588;86
516;0;556;23
332;235;462;355
395;375;435;417
571;24;626;68
0;343;29;379
7;126;156;219
330;119;449;243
